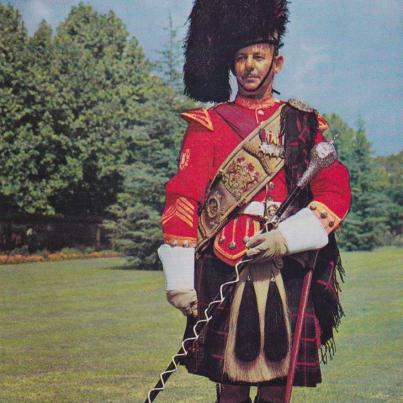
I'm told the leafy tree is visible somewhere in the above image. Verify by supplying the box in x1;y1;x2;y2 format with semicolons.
0;4;170;217
0;5;31;213
49;5;135;216
0;9;65;215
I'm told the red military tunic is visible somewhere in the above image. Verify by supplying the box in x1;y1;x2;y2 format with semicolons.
161;95;351;250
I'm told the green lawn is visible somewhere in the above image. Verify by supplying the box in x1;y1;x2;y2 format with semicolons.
0;249;402;402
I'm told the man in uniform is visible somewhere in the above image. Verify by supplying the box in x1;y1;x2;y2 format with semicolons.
158;1;351;402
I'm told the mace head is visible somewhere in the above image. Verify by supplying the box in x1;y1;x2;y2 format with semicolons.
310;141;338;169
297;141;338;188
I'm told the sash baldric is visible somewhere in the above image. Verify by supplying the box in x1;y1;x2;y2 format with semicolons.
196;104;286;255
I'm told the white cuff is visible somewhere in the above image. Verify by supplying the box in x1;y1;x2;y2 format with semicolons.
158;244;195;290
278;208;328;254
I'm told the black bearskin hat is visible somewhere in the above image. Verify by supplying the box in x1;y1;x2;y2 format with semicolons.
184;0;289;103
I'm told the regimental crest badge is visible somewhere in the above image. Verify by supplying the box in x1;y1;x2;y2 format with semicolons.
222;156;260;200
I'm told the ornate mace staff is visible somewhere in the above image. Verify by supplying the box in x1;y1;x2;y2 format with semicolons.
144;139;339;403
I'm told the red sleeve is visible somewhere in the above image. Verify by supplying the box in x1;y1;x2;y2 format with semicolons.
161;122;213;246
307;112;351;233
308;160;351;233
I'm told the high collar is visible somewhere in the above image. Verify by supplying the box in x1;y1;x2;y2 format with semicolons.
234;94;281;110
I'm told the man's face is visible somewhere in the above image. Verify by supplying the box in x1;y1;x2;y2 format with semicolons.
234;43;283;96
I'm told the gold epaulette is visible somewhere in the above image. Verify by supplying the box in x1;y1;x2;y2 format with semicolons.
287;98;316;113
180;108;214;131
288;99;329;132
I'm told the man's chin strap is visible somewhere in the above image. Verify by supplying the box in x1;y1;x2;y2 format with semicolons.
237;50;277;95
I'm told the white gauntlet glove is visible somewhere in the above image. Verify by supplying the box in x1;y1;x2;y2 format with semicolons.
166;289;198;317
246;208;329;261
158;244;198;317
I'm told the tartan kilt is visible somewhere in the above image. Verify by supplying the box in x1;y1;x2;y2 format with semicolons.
183;246;322;387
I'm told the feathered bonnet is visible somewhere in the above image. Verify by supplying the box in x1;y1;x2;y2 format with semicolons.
184;0;289;103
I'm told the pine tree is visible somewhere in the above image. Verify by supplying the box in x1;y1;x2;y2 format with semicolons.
326;115;392;250
373;152;403;243
154;12;184;97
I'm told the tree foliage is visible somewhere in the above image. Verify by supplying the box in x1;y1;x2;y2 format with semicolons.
104;15;196;268
0;4;197;266
372;151;403;241
153;12;185;98
0;4;168;217
325;115;401;250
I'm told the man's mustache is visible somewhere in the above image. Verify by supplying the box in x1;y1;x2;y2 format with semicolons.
243;74;260;79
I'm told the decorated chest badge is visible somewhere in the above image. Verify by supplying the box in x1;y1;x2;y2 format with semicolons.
259;128;284;158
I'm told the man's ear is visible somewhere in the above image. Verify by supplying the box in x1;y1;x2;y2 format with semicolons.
274;54;284;74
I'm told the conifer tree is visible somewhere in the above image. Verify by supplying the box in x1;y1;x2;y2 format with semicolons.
325;115;392;250
154;13;184;97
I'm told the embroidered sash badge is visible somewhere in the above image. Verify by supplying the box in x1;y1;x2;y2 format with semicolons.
222;156;261;200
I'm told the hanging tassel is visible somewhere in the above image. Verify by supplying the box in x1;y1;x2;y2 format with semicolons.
235;272;260;362
264;274;288;362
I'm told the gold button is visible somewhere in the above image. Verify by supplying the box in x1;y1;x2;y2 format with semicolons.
320;211;328;219
243;236;250;244
268;182;275;190
309;204;317;210
229;241;237;250
329;221;335;227
266;196;273;202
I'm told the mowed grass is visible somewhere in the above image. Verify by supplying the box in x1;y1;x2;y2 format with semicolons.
0;249;402;403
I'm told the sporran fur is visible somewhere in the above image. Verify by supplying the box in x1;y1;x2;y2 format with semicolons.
223;261;291;382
